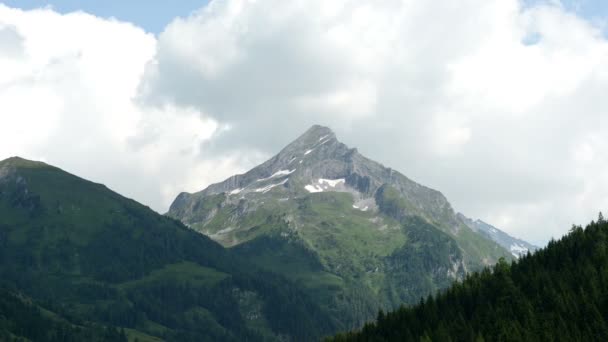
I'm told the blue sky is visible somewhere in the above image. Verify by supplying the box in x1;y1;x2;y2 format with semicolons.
2;0;607;35
525;0;608;24
0;0;209;34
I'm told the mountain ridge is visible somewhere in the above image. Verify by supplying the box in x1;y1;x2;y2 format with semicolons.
168;124;523;328
0;155;337;341
458;212;539;258
170;125;464;238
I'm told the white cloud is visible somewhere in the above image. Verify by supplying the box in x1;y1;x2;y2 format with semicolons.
0;5;241;211
139;0;608;245
2;1;608;245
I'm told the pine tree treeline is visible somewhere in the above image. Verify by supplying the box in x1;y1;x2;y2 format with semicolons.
330;213;608;341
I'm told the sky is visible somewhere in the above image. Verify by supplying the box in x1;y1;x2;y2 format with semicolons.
2;0;607;34
1;0;608;246
0;0;209;33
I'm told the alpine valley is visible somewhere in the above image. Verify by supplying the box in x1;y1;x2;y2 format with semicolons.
168;125;534;330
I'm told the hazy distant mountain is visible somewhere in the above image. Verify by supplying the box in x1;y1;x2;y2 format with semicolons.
458;213;539;258
0;156;335;341
169;125;513;327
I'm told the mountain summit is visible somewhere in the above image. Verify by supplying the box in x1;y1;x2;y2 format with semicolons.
168;125;519;327
171;125;461;236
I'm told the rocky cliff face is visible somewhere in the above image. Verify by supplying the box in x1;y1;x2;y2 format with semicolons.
168;125;514;328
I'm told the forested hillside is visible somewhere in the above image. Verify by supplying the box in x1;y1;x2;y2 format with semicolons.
0;157;335;341
0;288;128;342
331;214;608;341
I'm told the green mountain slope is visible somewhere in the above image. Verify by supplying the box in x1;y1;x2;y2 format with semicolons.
0;287;129;342
330;214;608;342
0;157;336;341
168;125;515;328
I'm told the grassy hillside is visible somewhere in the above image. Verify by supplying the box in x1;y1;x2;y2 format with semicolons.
226;190;501;328
168;126;514;329
330;214;608;342
0;157;336;341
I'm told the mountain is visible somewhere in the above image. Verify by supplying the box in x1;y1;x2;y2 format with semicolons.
457;213;539;258
168;125;514;328
0;156;336;341
330;214;608;342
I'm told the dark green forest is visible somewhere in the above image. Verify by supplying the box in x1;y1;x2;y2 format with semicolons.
0;288;128;342
331;213;608;342
0;157;335;341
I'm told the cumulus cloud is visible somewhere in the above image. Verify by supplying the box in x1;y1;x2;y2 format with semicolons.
2;1;608;245
0;5;243;211
138;0;608;245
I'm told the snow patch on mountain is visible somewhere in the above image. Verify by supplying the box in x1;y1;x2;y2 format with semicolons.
319;178;345;187
254;178;289;193
257;169;295;182
458;213;538;259
305;184;324;193
229;188;243;195
305;178;345;193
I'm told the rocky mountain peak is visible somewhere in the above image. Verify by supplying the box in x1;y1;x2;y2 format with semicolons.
291;125;337;146
271;125;342;163
169;125;465;233
167;125;517;318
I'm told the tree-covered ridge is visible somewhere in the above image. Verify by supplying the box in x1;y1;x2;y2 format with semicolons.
0;157;336;341
331;213;608;342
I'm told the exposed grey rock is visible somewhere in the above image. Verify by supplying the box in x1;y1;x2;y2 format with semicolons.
170;125;462;232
